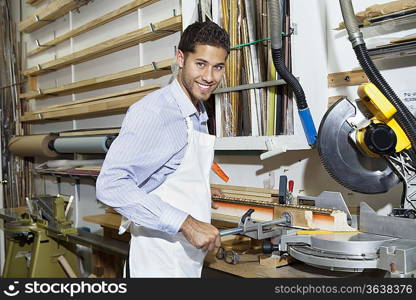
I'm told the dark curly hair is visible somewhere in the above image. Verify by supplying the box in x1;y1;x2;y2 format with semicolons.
178;21;230;54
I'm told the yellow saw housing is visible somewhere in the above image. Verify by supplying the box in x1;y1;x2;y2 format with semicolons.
356;83;411;157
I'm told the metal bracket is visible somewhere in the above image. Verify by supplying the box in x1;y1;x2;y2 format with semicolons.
34;15;53;22
35;39;51;48
151;61;165;71
260;137;287;160
149;23;177;34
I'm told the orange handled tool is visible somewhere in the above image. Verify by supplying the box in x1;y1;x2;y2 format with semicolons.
212;161;229;182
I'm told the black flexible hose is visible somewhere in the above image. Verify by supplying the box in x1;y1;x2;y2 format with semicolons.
271;48;307;110
354;44;416;151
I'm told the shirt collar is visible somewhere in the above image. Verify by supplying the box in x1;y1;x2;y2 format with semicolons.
170;78;208;121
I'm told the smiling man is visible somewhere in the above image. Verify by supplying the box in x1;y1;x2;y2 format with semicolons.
96;21;230;278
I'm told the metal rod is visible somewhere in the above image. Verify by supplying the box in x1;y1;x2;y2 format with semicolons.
219;216;288;237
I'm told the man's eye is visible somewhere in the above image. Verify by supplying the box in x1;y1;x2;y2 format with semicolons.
215;65;224;71
196;62;205;68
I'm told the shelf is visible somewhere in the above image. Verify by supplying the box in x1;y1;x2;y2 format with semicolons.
23;15;182;76
363;8;416;28
18;0;91;33
27;0;160;57
59;128;120;137
26;0;47;6
214;135;309;151
21;85;159;122
368;40;416;60
20;58;173;100
35;168;100;178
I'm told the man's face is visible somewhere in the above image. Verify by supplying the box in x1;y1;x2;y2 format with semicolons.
176;44;227;104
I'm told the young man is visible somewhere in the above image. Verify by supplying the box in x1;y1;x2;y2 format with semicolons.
96;21;230;277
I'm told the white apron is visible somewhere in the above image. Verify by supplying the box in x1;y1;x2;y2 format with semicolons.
119;116;215;277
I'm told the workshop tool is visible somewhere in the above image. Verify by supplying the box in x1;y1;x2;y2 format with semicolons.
216;0;416;277
2;196;80;278
0;198;129;278
219;208;291;238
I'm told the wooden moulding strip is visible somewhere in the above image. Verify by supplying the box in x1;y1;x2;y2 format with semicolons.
21;88;159;122
26;0;47;6
20;58;173;100
210;183;278;196
27;0;161;57
18;0;91;33
30;84;161;114
59;128;120;137
328;69;369;87
23;14;182;76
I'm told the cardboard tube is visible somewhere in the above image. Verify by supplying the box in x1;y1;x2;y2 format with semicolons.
8;134;58;158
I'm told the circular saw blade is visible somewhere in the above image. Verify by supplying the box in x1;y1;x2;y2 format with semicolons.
317;98;399;194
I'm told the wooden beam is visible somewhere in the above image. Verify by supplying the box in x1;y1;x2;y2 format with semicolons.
18;0;92;33
328;70;369;87
27;0;160;57
21;88;159;122
59;128;120;137
30;84;160;114
20;58;173;100
327;95;345;108
210;184;278;196
26;0;47;6
28;76;38;91
23;15;182;76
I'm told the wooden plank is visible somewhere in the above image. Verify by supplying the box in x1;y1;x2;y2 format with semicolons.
30;84;160;113
328;95;345;108
21;89;157;122
18;0;91;33
204;251;348;278
26;0;47;6
327;70;369;87
27;0;160;57
210;184;278;196
23;15;182;76
273;206;355;231
390;34;416;44
59;129;120;137
336;1;416;29
28;76;37;91
83;213;122;230
20;58;173;100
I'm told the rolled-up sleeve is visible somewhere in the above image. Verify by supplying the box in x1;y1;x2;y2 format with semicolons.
96;104;188;234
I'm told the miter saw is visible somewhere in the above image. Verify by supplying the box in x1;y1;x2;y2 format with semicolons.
217;0;416;277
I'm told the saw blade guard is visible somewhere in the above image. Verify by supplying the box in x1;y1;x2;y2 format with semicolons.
317;98;399;194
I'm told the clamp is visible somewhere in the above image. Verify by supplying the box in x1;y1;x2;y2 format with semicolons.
219;209;291;240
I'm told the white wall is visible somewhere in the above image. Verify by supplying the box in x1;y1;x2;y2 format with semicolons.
12;0;416;236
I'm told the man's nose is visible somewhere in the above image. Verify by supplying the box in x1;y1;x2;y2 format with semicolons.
201;67;214;83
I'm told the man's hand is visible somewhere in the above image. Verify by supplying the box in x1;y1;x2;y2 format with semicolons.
180;215;221;251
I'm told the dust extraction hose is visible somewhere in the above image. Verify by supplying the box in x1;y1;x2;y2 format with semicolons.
339;0;416;153
268;0;317;146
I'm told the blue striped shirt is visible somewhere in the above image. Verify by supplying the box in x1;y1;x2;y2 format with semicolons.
96;79;209;234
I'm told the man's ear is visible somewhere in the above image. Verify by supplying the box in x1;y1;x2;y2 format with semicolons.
176;49;185;68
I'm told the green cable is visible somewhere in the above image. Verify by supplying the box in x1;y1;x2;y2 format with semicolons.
229;31;287;50
230;37;271;50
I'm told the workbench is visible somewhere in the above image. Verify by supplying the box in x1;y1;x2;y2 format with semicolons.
83;211;383;278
